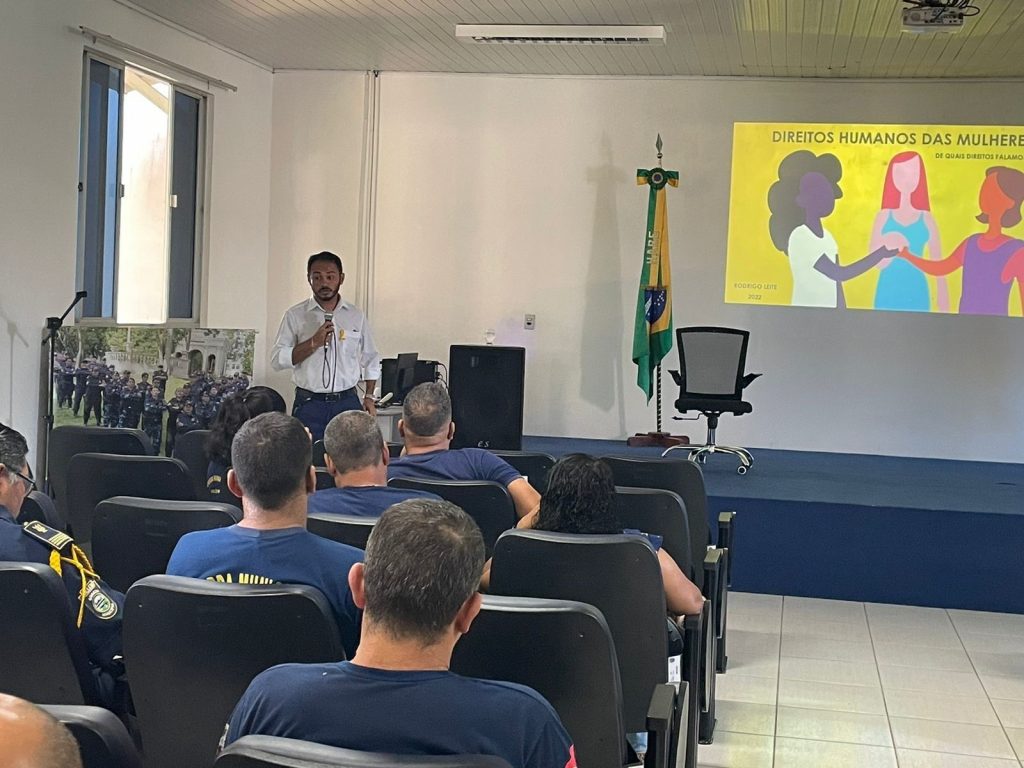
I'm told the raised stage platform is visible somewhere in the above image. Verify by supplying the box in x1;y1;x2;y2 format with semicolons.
521;437;1024;613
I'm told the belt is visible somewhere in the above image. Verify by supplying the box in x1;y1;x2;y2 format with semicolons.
296;387;356;402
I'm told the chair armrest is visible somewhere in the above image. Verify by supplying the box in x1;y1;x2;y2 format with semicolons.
678;612;703;768
717;511;735;586
701;548;723;603
643;684;675;768
703;548;727;641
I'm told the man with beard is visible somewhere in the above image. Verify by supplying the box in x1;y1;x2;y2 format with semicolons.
271;251;382;441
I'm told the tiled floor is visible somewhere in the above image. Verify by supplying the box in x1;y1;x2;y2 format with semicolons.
698;593;1024;768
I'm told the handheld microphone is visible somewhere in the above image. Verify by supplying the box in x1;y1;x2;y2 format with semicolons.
323;313;333;349
376;392;394;406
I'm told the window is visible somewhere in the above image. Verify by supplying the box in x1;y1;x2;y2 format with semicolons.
78;54;205;324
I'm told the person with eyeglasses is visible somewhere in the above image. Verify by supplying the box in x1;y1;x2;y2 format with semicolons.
0;423;125;710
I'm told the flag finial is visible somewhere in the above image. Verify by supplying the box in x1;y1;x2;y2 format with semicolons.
655;134;663;162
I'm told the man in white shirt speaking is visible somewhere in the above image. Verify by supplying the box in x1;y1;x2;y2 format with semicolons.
271;251;382;441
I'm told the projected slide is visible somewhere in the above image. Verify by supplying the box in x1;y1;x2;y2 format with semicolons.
725;122;1024;316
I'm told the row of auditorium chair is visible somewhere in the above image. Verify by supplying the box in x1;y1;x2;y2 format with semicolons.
3;562;684;768
40;704;516;767
8;425;737;768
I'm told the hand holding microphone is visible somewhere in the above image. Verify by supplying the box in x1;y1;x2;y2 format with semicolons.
312;313;334;350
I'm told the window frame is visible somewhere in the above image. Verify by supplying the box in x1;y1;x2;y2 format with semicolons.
75;48;210;328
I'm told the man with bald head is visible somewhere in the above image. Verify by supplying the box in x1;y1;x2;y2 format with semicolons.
0;694;82;767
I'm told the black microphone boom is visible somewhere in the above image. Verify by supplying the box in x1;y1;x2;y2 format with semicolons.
40;288;90;495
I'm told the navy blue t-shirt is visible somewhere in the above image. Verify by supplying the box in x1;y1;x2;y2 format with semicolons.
307;486;441;518
166;526;363;656
388;449;521;487
224;661;576;768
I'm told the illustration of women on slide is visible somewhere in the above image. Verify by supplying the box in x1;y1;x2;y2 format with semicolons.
768;151;896;308
898;166;1024;316
870;152;948;312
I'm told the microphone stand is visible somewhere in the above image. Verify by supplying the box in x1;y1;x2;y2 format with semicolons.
39;290;88;494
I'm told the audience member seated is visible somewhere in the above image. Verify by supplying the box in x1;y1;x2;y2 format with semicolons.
167;412;363;656
0;693;83;768
206;386;288;498
0;423;125;707
388;384;540;519
491;453;704;617
308;411;440;517
222;499;576;768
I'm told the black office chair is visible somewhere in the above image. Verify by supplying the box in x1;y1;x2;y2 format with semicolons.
0;563;100;705
489;530;709;768
48;426;151;526
92;497;242;592
665;327;760;474
217;737;513;768
491;450;556;494
307;513;375;550
125;575;345;768
614;487;725;741
387;442;403;458
65;454;195;548
17;490;63;529
605;456;734;675
452;595;683;768
388;479;515;557
312;440;328;468
42;705;142;768
172;428;213;499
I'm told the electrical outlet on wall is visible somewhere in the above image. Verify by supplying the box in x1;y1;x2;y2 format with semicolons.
524;314;536;330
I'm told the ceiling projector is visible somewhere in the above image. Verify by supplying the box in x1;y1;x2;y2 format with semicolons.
901;4;967;32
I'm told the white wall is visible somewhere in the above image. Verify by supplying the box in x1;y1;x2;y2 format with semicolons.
366;73;1024;461
265;71;369;399
0;0;273;461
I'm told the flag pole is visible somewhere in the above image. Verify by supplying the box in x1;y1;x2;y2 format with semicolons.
627;134;689;449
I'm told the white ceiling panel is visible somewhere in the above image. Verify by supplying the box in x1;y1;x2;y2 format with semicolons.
122;0;1024;77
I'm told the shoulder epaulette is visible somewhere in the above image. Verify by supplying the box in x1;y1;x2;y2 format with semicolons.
21;521;74;553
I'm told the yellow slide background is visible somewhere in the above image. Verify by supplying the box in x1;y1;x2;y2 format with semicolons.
725;121;1024;315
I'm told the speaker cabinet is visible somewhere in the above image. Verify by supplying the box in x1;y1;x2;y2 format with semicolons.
380;358;398;401
449;345;525;450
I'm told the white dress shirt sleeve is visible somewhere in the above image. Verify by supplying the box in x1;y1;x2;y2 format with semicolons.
270;307;299;372
360;313;383;382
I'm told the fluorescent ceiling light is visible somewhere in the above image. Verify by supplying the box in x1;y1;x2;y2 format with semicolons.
455;24;666;45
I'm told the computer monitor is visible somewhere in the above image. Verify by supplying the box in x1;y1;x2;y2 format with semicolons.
394;352;418;404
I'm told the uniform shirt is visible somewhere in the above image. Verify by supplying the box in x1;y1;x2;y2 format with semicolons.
206;459;230;499
271;298;382;393
307;486;441;518
104;378;122;404
388;448;521;488
142;399;167;427
224;661;576;768
166;525;364;657
0;506;124;673
176;412;202;433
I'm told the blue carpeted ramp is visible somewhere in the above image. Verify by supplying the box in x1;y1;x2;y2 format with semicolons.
522;437;1024;612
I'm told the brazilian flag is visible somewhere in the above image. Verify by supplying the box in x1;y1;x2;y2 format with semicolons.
632;166;678;401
